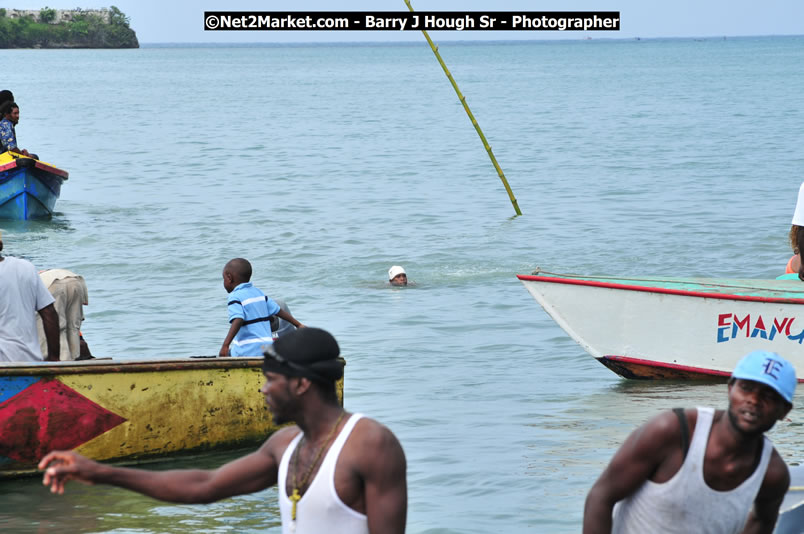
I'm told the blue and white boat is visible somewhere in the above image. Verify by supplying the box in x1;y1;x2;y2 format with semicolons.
0;152;68;219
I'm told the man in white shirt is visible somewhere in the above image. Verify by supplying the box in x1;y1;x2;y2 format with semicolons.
0;233;59;361
584;350;795;534
41;328;407;533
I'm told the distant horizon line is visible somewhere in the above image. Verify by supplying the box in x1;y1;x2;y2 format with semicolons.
137;33;802;47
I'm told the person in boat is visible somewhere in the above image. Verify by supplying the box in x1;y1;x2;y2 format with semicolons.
0;232;60;362
40;327;409;534
583;350;795;534
780;182;804;280
219;258;305;357
0;89;13;110
36;269;92;361
388;265;408;286
0;101;34;158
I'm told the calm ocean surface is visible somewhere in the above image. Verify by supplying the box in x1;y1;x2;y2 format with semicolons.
1;36;804;533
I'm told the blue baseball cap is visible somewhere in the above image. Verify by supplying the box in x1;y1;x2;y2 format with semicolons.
731;351;797;404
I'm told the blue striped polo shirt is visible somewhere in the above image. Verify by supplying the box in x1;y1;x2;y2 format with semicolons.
227;282;280;356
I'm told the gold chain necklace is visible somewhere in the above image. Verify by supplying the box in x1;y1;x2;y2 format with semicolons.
288;411;346;523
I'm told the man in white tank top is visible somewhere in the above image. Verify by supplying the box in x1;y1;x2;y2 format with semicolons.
40;328;408;534
583;350;796;534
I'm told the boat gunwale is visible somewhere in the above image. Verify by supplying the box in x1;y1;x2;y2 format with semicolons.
0;160;18;174
517;274;804;305
0;155;69;179
0;356;347;376
32;159;69;179
0;357;266;376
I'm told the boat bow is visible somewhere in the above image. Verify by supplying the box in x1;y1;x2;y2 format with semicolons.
518;270;804;381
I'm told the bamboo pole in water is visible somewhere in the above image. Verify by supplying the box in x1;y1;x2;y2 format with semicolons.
404;0;522;216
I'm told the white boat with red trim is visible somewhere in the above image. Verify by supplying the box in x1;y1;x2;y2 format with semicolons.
517;269;804;381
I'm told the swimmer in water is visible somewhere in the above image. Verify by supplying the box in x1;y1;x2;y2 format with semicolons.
388;266;407;286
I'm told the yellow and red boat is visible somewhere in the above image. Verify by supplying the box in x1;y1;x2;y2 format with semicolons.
0;357;290;478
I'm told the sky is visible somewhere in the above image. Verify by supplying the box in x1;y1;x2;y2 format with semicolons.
4;0;804;44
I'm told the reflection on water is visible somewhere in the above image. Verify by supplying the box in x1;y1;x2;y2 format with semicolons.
0;217;75;234
0;448;282;533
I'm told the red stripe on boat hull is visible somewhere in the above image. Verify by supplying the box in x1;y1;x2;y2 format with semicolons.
599;355;804;382
518;274;804;305
0;161;18;173
0;158;69;178
33;160;68;178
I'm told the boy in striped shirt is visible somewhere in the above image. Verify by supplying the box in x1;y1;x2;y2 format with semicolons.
219;258;304;357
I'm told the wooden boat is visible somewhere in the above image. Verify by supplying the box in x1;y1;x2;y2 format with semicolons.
517;270;804;381
0;357;324;478
0;151;68;219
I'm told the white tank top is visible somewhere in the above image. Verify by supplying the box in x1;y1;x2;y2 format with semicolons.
277;413;368;534
612;407;773;534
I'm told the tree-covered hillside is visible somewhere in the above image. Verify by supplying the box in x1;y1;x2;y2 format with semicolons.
0;6;139;48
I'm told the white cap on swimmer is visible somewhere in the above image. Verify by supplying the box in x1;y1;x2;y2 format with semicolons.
388;265;406;280
792;182;804;226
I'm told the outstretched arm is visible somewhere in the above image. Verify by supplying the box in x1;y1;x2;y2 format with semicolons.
38;303;60;361
39;428;297;502
276;308;305;329
741;451;790;534
583;411;683;534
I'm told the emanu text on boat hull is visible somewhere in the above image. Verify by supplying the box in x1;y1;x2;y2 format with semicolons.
717;313;804;344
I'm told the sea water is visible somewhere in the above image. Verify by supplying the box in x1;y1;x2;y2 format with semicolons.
1;36;803;533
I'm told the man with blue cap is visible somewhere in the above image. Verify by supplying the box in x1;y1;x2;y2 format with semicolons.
584;350;796;534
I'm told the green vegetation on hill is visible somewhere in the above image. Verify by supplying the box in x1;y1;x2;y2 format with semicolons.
0;6;138;48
